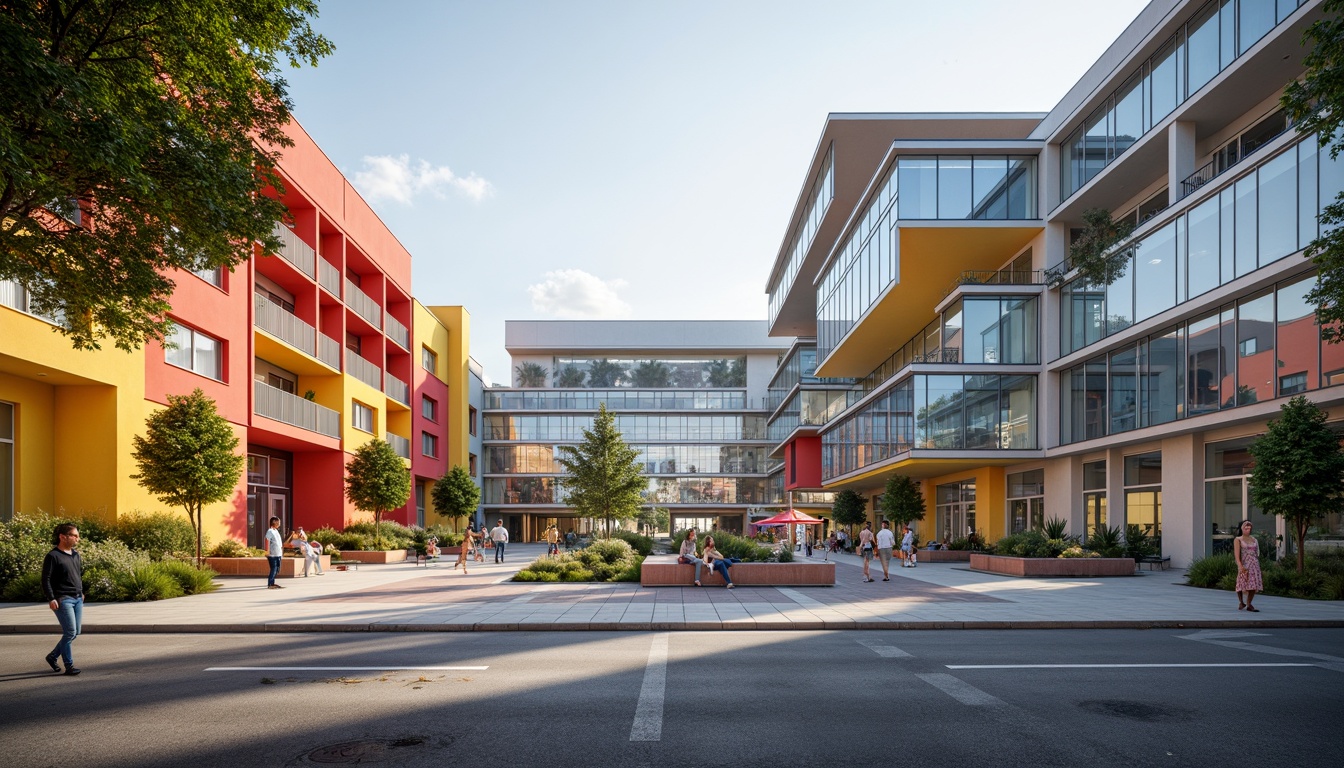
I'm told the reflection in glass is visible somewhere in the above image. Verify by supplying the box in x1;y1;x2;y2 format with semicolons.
938;157;973;220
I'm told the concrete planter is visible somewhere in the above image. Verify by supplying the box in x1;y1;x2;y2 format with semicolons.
204;555;331;578
909;550;972;563
338;549;409;564
640;555;835;586
970;553;1136;577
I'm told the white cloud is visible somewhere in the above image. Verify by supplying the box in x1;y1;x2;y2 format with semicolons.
527;270;632;319
353;154;493;204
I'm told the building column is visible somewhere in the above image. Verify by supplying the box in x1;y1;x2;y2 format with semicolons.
1169;120;1197;201
1162;432;1202;569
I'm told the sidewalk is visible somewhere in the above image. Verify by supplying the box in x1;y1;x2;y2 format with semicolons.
2;543;1341;633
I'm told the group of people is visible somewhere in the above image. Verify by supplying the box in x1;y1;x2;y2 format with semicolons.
677;528;734;588
261;517;325;589
853;520;918;583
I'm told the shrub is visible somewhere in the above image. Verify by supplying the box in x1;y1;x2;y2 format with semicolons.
70;514;118;544
1185;553;1237;588
313;528;375;552
80;539;153;601
514;554;596;582
343;521;415;549
152;560;219;595
2;571;43;601
0;513;58;594
1040;517;1070;540
115;511;197;559
1123;525;1156;560
1060;545;1099;558
611;530;653;556
207;539;264;557
1085;526;1125;559
115;564;185;601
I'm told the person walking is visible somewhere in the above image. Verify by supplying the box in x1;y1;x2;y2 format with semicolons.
490;520;509;563
901;524;917;567
545;525;560;557
1233;519;1263;612
454;529;473;574
42;523;84;676
875;520;896;581
680;528;705;587
264;516;284;589
858;521;876;583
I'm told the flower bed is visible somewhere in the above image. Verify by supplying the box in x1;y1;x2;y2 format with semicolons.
970;553;1135;577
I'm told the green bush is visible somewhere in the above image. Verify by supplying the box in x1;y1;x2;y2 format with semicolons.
1085;526;1125;559
207;539;265;557
1185;553;1237;588
310;527;375;552
514;539;638;583
611;530;653;556
1060;545;1099;558
70;514;119;544
115;564;185;601
343;521;415;549
152;560;219;595
115;511;197;559
514;554;596;582
1123;525;1156;560
2;571;43;601
81;539;153;601
1040;517;1070;539
0;513;58;595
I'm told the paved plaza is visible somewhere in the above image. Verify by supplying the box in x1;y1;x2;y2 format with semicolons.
2;543;1342;633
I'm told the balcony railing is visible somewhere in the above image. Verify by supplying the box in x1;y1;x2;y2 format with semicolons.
317;333;341;370
344;279;382;328
385;312;409;349
1;279;65;326
318;259;341;297
253;380;340;438
271;223;316;279
384;373;409;405
1180;159;1218;198
385;432;410;459
347;353;382;390
941;269;1043;299
254;293;316;356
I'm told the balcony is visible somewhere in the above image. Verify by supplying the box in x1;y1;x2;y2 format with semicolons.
271;223;316;279
253;380;340;438
385;312;409;349
318;259;341;297
385;432;410;459
347;353;382;390
254;293;315;356
317;333;341;370
384;373;409;405
344;279;382;328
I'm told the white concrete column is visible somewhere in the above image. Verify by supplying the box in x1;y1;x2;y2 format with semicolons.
1169;121;1197;201
1045;456;1081;536
1162;432;1203;568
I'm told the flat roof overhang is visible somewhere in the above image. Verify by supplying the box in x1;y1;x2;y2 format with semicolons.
813;222;1042;378
822;451;1045;491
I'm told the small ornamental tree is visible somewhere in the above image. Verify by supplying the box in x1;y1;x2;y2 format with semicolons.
1248;396;1344;574
637;506;671;535
432;465;480;530
131;388;245;565
1057;207;1136;287
344;438;411;549
878;475;927;529
831;489;869;534
557;403;645;538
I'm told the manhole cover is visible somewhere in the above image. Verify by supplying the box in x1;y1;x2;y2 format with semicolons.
1078;699;1193;723
305;737;431;764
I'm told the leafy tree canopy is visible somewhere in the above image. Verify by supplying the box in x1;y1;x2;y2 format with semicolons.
131;388;244;564
878;475;926;528
831;489;868;530
431;464;480;526
344;438;411;547
0;0;332;351
557;403;645;537
1050;207;1135;288
1248;396;1344;573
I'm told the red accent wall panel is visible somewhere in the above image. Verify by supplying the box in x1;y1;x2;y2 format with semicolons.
786;436;823;490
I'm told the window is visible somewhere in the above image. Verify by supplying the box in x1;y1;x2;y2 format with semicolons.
352;401;374;433
422;395;437;422
1124;452;1163;556
421;432;438;458
1083;460;1107;539
469;406;478;437
0;401;12;522
468;453;478;476
1279;372;1307;395
346;332;361;355
166;323;222;380
422;346;437;374
194;266;223;287
1007;469;1044;534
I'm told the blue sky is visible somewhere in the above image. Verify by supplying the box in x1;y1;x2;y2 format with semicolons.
284;0;1150;382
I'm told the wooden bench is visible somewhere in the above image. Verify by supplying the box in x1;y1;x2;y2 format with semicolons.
640;555;835;587
1138;555;1171;571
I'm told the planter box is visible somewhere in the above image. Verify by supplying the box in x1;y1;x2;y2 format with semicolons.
338;549;409;564
970;553;1136;577
911;550;972;563
204;555;331;578
640;555;834;586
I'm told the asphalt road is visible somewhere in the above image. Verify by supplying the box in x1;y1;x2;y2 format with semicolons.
1;629;1341;767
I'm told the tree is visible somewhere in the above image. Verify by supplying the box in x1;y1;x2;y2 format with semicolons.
1283;1;1344;340
431;465;480;530
557;403;645;537
1248;396;1344;573
515;361;548;387
1048;208;1136;287
556;366;586;387
831;489;868;533
0;1;333;351
637;506;670;535
587;359;624;387
131;388;244;565
344;438;411;549
878;475;926;529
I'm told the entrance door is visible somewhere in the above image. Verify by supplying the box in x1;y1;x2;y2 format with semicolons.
936;480;977;544
270;496;287;538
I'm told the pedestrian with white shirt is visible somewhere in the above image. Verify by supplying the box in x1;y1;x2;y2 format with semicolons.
490;520;509;563
264;516;284;589
875;520;896;581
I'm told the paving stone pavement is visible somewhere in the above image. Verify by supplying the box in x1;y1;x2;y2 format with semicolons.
2;543;1341;633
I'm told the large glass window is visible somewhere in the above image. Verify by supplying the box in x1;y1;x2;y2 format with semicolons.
1258;148;1298;263
1236;291;1275;405
1141;325;1184;426
1186;195;1221;299
1083;460;1107;539
1007;469;1044;534
1124;452;1163;556
938;157;973;220
1275;275;1319;393
898;158;938;220
0;401;12;522
1206;438;1274;557
1109;344;1139;434
165;323;222;380
1134;221;1177;322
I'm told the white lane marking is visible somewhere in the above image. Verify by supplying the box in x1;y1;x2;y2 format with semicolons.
205;666;488;672
629;633;669;742
855;637;913;658
915;673;1006;707
946;663;1313;669
1178;631;1344;664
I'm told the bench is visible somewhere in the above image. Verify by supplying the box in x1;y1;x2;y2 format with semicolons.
640;555;835;587
1138;555;1171;571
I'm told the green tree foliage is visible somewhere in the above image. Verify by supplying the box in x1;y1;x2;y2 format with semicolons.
556;366;586;387
514;361;548;387
1248;396;1344;573
343;438;411;549
877;475;926;528
705;358;747;387
1283;0;1344;340
831;489;869;531
0;1;333;351
1053;207;1136;287
556;404;645;537
637;506;670;535
130;389;244;565
431;464;480;527
631;360;671;387
586;359;624;387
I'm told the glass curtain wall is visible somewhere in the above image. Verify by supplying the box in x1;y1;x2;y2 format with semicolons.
1007;468;1045;533
1205;438;1275;557
1083;460;1108;539
1124;452;1163;555
936;480;977;544
769;146;834;328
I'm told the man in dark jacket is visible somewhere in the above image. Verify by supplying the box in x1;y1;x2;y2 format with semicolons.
41;523;84;676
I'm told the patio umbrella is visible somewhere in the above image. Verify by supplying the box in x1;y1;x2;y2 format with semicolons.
753;509;824;553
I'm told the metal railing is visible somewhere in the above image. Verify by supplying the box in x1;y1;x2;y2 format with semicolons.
385;312;410;349
385;432;410;459
253;293;316;355
346;353;382;390
941;269;1043;299
253;380;340;438
344;279;382;328
318;259;341;297
271;223;316;279
384;373;409;405
1180;159;1217;198
317;333;342;370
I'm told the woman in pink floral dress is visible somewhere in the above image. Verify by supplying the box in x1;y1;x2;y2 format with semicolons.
1233;520;1263;612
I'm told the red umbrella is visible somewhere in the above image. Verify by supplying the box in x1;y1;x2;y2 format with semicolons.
754;509;824;526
